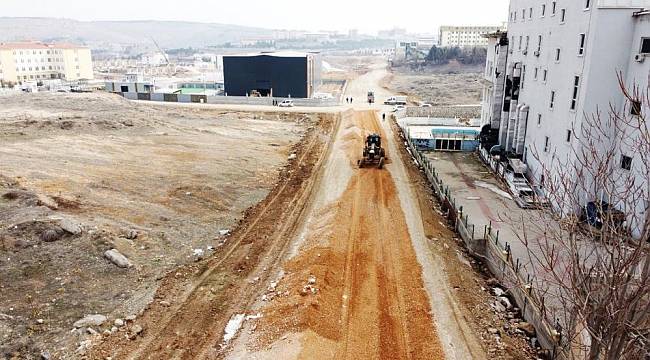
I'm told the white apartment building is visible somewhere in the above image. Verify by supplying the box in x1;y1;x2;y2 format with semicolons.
439;25;505;47
481;0;650;236
0;42;93;84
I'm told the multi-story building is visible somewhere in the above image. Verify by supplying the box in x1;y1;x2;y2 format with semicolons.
439;25;505;47
0;41;93;84
481;0;650;236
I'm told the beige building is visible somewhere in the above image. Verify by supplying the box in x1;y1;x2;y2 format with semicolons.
0;41;93;84
439;25;505;47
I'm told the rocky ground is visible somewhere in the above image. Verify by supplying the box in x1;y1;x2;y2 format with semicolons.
0;92;319;359
382;61;485;106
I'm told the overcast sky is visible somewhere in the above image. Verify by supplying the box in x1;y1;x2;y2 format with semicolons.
2;0;510;34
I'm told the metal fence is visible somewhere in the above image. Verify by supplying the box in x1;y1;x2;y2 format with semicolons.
401;126;564;358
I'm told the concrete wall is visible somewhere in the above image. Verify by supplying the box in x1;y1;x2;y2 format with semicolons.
0;49;17;83
118;92;339;107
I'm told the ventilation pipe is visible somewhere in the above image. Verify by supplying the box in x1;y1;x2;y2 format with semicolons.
514;105;529;155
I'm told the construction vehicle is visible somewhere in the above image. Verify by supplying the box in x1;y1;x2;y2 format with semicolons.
358;134;386;169
367;91;375;104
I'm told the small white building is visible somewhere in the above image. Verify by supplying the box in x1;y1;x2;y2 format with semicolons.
140;53;168;66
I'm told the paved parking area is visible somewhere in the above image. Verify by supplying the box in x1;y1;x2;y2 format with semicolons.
424;151;542;269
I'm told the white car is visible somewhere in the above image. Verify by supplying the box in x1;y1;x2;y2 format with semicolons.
278;100;294;107
420;103;432;108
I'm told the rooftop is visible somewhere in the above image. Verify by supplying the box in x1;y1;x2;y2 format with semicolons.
0;41;88;50
225;51;320;58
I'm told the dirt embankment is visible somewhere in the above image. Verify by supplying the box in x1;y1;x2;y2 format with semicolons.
88;107;339;359
0;92;320;359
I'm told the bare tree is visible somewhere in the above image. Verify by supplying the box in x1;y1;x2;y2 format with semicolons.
517;74;649;359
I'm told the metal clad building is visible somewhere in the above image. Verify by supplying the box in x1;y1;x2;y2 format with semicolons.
223;52;321;98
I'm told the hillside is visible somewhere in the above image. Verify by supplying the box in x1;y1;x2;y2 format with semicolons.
0;17;270;50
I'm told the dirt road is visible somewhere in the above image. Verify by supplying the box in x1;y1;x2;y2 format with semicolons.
228;111;445;359
89;64;487;360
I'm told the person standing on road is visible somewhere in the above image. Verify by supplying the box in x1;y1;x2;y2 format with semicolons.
382;113;386;122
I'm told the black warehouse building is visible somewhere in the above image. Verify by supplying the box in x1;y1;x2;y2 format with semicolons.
223;52;322;98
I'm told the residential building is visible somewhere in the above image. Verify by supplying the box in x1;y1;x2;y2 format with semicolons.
439;25;506;47
481;0;650;236
0;41;93;84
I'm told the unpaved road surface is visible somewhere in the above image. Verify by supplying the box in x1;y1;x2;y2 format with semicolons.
94;62;491;360
227;110;447;360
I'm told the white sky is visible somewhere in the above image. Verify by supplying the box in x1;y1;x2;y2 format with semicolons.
1;0;510;34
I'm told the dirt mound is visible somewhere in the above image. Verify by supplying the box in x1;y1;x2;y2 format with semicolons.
2;220;72;250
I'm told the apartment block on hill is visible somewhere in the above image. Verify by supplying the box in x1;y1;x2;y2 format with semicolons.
0;41;93;84
439;25;505;47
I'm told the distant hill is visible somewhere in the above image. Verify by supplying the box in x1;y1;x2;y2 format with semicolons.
0;17;271;50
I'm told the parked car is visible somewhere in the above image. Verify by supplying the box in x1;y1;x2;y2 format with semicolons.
384;96;408;105
420;103;432;108
278;100;294;108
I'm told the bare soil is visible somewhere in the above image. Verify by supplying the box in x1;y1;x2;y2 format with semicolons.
0;92;321;359
382;62;484;106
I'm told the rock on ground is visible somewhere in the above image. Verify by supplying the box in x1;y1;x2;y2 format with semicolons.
104;249;133;268
74;314;107;328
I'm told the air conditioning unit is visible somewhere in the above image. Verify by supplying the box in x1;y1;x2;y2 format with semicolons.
634;54;646;63
534;50;540;57
522;49;528;55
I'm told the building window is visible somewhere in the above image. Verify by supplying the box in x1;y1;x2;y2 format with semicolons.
534;67;539;80
552;1;557;15
550;91;556;109
566;130;572;142
538;113;542;126
522;9;526;20
560;9;566;23
555;48;561;62
537;35;542;53
519;36;523;50
543;69;548;82
524;36;530;55
571;76;580;110
542;4;546;16
544;136;550;152
640;38;650;54
621;155;632;170
585;0;591;9
529;7;533;18
578;34;586;55
631;100;642;116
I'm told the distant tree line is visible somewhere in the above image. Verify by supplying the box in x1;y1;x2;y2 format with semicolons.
425;45;487;65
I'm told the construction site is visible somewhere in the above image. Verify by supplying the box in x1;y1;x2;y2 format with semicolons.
0;57;537;360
